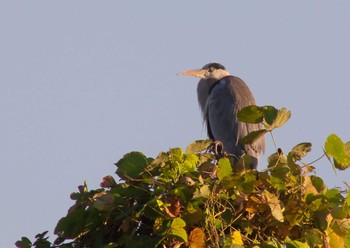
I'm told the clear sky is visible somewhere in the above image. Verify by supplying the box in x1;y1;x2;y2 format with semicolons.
1;1;350;247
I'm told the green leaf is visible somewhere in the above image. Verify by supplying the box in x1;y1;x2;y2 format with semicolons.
54;207;102;240
306;195;323;212
346;192;350;206
117;183;149;199
270;166;290;190
15;237;32;248
286;155;302;175
237;105;264;123
285;237;309;248
325;134;344;155
335;142;350;170
54;207;86;239
169;148;184;162
289;142;312;161
183;153;199;171
270;174;286;191
33;237;51;248
217;158;232;181
238;105;290;131
241;172;258;194
183;206;204;226
240;129;267;145
325;189;344;204
170;218;188;242
262;105;279;125
115;152;149;179
331;206;348;219
310;176;325;193
325;134;350;170
173;186;196;202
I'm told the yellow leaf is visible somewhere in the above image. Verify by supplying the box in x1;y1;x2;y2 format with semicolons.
231;230;243;245
326;227;345;248
264;190;284;222
170;218;188;242
188;228;206;248
186;139;212;153
265;107;291;131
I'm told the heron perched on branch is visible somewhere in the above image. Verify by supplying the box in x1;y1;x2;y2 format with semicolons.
179;62;265;169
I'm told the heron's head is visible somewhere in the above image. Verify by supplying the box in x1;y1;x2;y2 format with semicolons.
179;62;230;81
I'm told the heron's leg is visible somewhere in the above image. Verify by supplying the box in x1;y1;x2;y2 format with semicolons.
208;140;226;160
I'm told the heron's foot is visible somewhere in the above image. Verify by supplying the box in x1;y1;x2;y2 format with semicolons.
208;141;226;159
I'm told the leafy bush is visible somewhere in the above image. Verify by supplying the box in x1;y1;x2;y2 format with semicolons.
16;106;350;248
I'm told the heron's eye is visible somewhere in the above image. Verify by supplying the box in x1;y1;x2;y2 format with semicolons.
208;67;215;73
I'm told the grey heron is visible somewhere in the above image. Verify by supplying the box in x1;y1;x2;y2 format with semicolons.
179;62;265;169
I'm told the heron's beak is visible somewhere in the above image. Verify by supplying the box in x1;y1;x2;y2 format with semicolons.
178;69;207;78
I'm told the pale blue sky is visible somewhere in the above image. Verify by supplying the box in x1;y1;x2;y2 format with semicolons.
1;1;350;246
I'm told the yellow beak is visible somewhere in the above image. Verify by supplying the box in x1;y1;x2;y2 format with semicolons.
178;69;207;78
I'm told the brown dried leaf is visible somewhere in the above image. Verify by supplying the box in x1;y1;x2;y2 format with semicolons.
188;228;206;248
164;195;181;217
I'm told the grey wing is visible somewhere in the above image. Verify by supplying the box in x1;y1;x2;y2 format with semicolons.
206;76;265;159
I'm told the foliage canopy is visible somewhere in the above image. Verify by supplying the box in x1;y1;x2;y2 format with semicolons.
16;106;350;248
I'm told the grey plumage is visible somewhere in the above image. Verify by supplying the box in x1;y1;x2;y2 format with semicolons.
180;62;265;168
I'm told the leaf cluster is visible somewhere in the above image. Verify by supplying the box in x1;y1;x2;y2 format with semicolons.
237;105;291;145
16;106;350;248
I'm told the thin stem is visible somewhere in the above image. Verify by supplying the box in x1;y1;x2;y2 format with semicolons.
308;152;327;165
269;131;278;150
